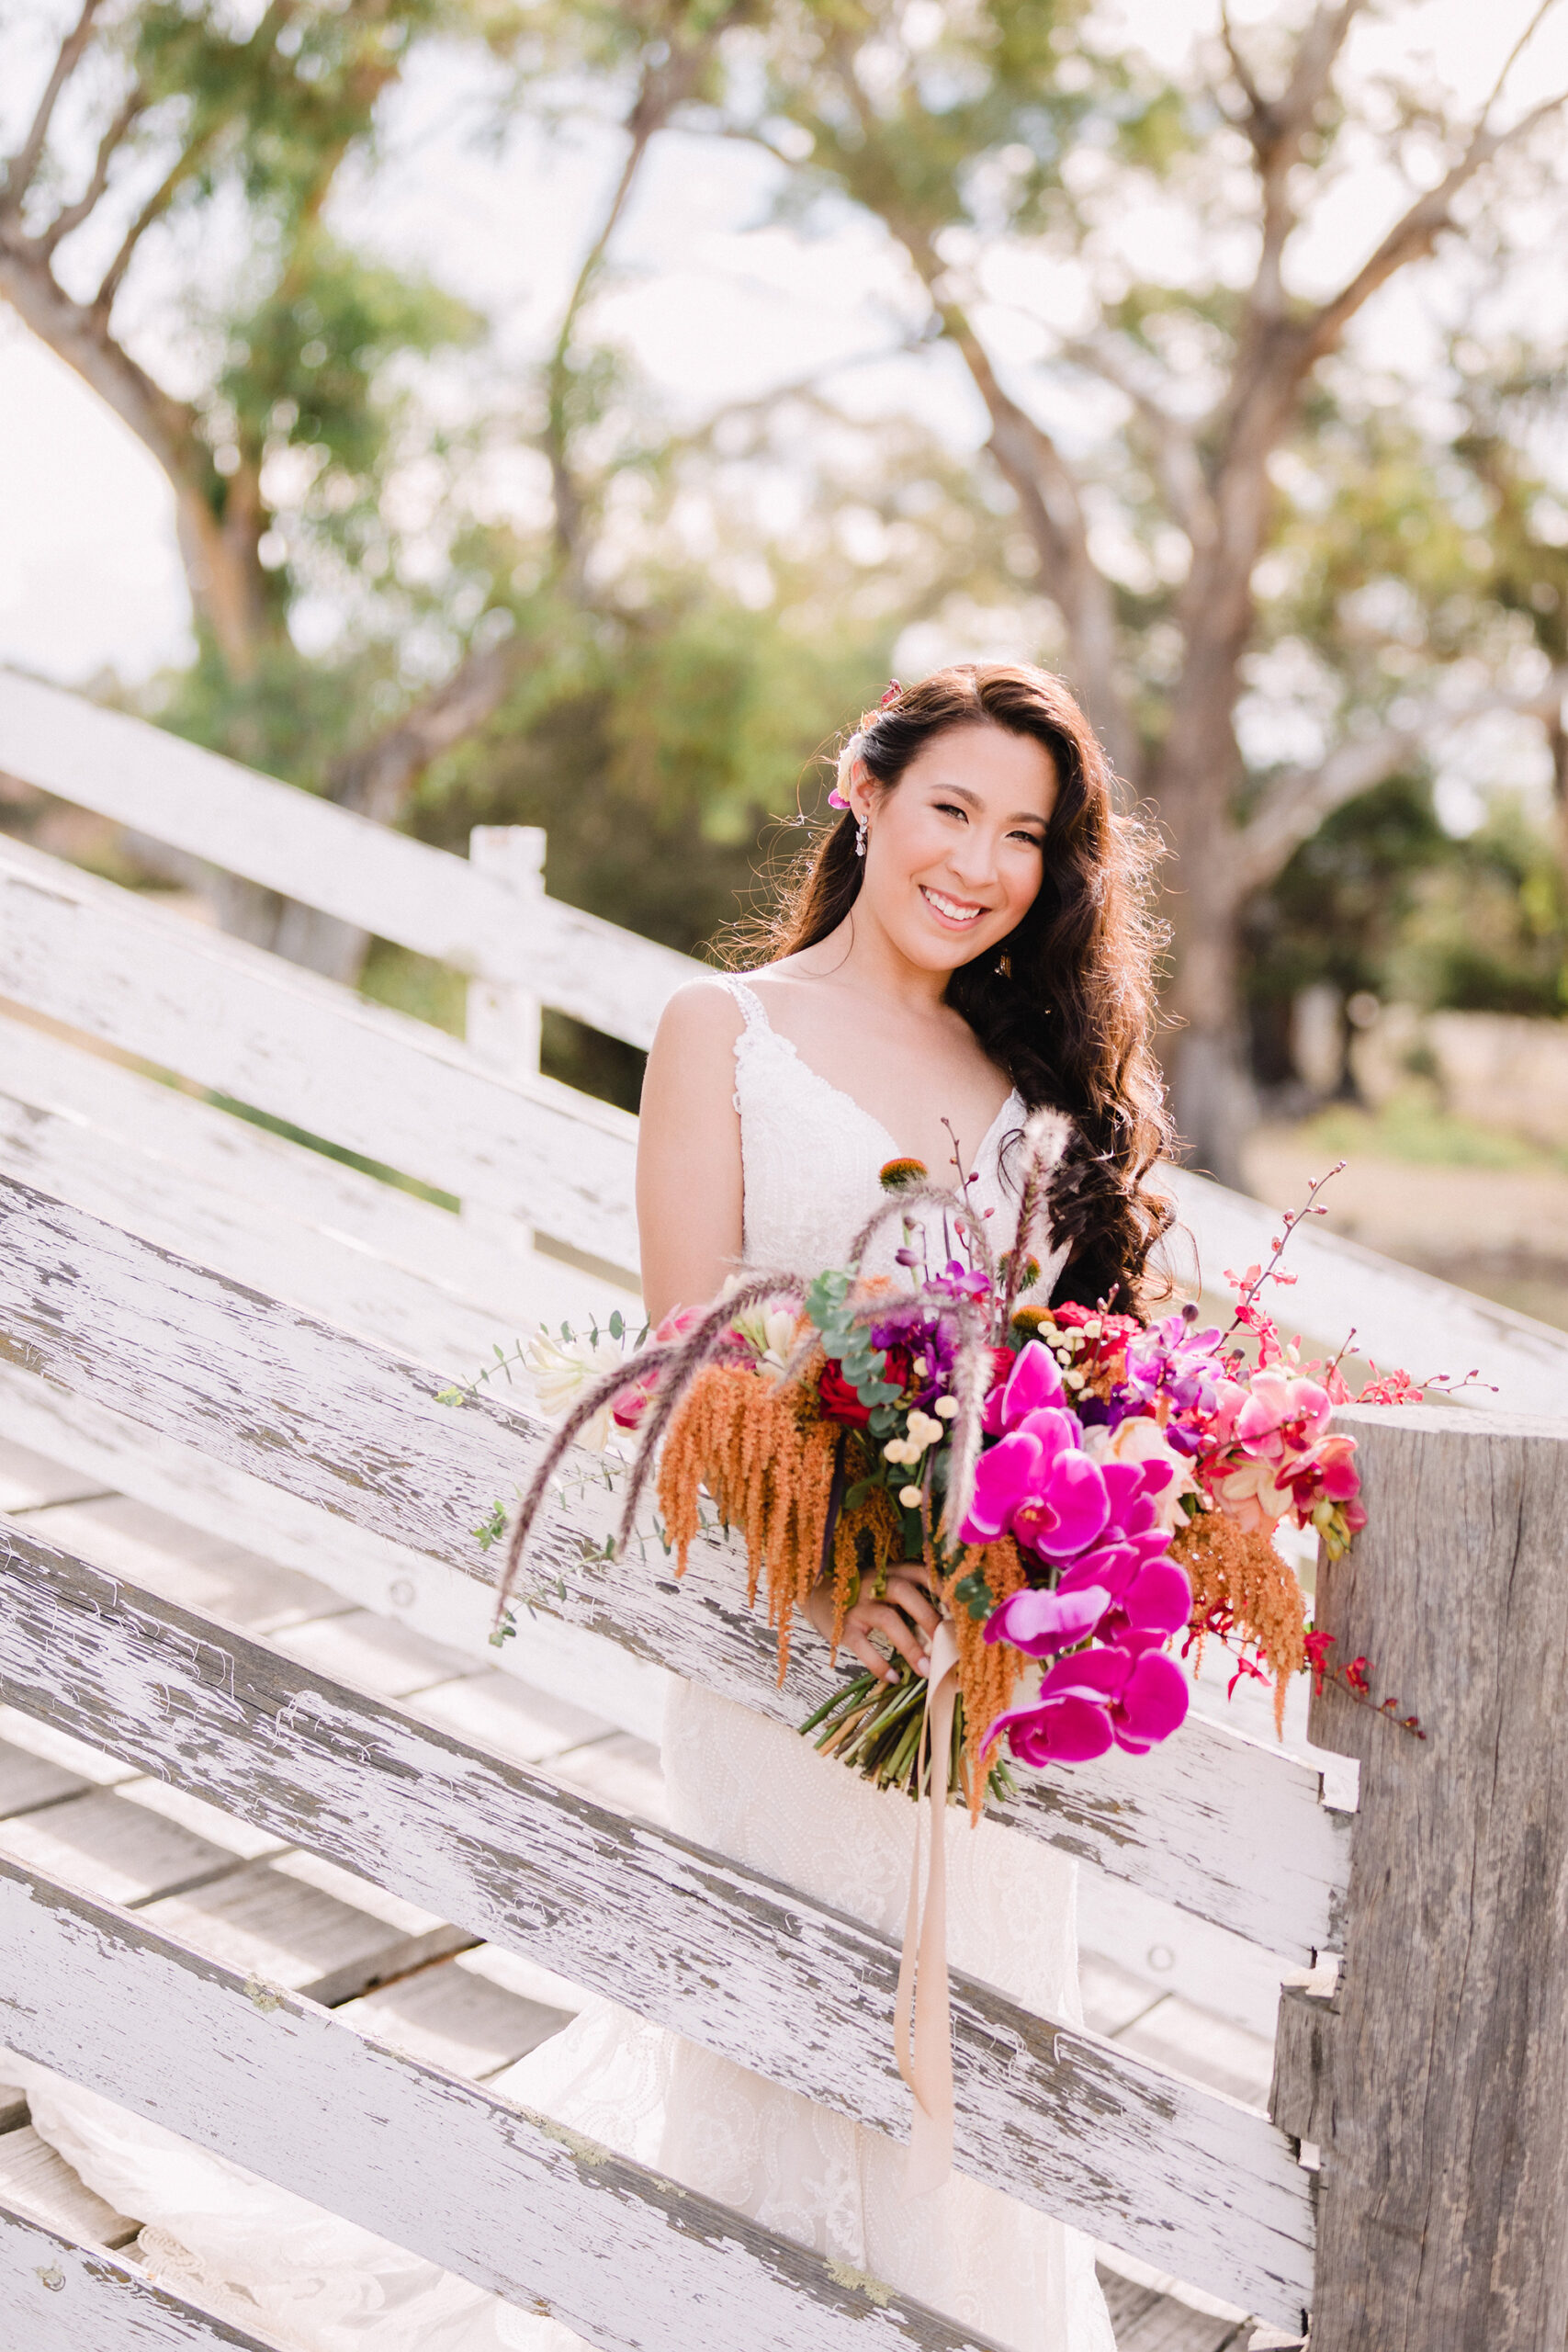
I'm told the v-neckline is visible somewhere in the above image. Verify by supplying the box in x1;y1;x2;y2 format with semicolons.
741;985;1021;1176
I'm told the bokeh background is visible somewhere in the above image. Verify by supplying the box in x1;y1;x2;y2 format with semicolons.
5;0;1568;1322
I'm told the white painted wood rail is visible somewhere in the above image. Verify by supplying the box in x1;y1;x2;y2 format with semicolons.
0;667;692;1044
0;1513;1314;2323
3;665;1566;1408
0;1170;1348;1964
0;1860;1014;2352
0;832;641;1272
0;2196;280;2352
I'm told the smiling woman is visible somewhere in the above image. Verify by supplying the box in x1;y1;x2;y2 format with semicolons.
637;663;1173;1324
611;662;1181;2352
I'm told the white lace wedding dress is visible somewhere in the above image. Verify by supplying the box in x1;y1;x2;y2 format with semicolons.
5;973;1114;2352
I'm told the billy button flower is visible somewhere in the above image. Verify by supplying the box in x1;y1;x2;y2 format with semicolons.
884;1405;947;1507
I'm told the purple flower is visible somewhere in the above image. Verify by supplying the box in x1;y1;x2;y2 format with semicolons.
987;1642;1190;1768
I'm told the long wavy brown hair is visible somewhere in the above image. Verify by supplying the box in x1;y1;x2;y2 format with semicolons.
739;662;1174;1313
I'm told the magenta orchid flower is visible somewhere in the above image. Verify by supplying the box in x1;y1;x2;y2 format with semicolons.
962;1407;1111;1554
987;1642;1190;1767
982;1583;1111;1657
982;1339;1065;1435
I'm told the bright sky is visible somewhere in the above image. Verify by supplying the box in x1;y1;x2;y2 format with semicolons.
3;0;1566;686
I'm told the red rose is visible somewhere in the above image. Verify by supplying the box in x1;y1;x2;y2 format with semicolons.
818;1345;912;1428
818;1361;871;1427
986;1347;1016;1394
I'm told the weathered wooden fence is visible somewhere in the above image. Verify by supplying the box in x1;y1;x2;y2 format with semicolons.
0;670;1565;2346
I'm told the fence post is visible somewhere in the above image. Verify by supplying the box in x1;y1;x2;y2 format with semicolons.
464;825;546;1255
1287;1400;1568;2349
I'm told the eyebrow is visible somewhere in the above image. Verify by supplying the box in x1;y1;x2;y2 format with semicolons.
930;779;1050;827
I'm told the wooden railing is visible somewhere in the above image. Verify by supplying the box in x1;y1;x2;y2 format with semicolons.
3;665;1566;1409
1;671;1567;2344
2;1173;1563;2344
0;1171;1320;2336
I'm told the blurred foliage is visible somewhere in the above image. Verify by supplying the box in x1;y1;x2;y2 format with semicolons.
14;0;1568;1143
1244;780;1568;1089
1298;1091;1556;1174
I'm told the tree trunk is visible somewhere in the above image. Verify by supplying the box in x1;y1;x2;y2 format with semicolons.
1145;552;1260;1183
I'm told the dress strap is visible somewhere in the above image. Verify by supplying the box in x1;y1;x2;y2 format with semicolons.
721;973;771;1034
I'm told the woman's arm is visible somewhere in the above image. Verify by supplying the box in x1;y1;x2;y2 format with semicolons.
637;980;746;1324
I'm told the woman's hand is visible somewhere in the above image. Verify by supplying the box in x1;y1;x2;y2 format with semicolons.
804;1563;939;1683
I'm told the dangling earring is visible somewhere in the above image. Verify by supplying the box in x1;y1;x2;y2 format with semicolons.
995;951;1011;978
854;813;868;859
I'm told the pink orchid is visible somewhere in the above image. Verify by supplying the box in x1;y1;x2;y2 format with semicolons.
987;1642;1190;1767
962;1405;1111;1555
982;1584;1111;1657
1093;1557;1193;1654
611;1305;704;1430
1234;1372;1332;1462
982;1340;1065;1435
1277;1430;1362;1518
1211;1454;1294;1533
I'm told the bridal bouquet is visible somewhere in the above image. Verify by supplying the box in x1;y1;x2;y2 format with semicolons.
495;1118;1373;1815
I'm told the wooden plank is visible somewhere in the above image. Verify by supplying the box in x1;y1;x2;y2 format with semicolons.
0;1012;632;1325
335;1956;570;2078
266;1610;480;1702
1111;1999;1275;2115
0;1055;608;1375
0;1430;110;1513
0;836;639;1263
0;1856;1017;2352
141;1857;472;2009
1163;1166;1568;1418
1098;2268;1249;2350
0;2197;284;2352
0;670;697;1041
0;2126;139;2249
0;1363;671;1743
1303;1402;1568;2351
1269;1984;1337;2148
0;1172;1349;1960
23;1492;358;1637
0;1517;1314;2323
0;1738;89;1818
0;1792;243;1910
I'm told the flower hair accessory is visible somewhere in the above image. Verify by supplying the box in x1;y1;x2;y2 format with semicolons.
829;679;903;808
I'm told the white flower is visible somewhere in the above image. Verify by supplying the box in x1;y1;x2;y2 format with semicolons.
898;1484;924;1509
1081;1416;1200;1532
934;1396;958;1419
728;1299;801;1380
906;1409;944;1451
523;1328;629;1453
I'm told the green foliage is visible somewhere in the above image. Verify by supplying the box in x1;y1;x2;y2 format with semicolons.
408;589;897;939
1245;779;1568;1084
1385;801;1568;1020
1297;1094;1550;1174
220;232;480;513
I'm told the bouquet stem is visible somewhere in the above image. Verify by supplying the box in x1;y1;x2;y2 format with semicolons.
800;1662;1016;1804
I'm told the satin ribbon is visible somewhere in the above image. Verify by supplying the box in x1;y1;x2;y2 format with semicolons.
894;1615;960;2199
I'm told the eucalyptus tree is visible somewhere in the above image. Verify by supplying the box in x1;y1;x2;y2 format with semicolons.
0;0;768;969
724;0;1568;1173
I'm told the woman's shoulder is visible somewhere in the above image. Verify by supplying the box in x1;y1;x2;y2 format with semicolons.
648;975;753;1073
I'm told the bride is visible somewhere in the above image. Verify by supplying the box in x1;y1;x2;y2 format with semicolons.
8;661;1172;2350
